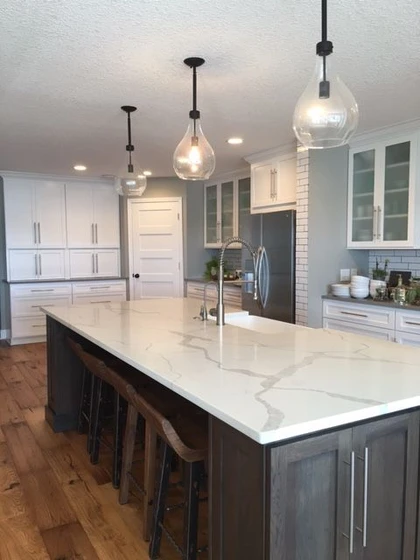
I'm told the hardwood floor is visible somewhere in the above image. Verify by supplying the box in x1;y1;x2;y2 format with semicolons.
0;343;208;559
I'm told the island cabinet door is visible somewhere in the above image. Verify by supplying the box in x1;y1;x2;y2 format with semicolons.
352;412;419;560
269;429;353;560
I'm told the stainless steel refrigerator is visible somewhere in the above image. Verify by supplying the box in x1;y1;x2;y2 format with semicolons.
241;210;295;323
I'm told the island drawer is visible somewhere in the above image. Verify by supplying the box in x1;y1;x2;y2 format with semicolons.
395;309;420;335
322;300;395;329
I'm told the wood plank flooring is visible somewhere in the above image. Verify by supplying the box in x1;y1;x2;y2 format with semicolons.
0;343;208;559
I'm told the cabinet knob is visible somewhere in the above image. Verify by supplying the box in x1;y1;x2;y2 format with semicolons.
133;273;140;279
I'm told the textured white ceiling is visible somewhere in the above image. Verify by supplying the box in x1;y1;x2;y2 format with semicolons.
0;0;419;178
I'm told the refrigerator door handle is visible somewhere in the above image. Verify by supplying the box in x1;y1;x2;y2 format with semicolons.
257;246;270;308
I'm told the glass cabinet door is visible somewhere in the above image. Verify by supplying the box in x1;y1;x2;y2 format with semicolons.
205;184;218;245
382;141;410;243
238;177;250;238
351;150;375;243
221;181;234;242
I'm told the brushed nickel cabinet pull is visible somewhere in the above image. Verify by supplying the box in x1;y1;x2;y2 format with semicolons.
92;253;95;274
349;451;355;554
34;253;38;276
273;169;277;200
405;320;420;327
37;222;41;244
91;300;111;304
95;253;99;274
34;222;37;244
363;446;369;547
30;288;54;292
38;254;42;276
95;223;98;244
372;207;377;239
377;206;382;240
340;310;368;318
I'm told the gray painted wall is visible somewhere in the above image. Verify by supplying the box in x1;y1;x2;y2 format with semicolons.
307;147;369;327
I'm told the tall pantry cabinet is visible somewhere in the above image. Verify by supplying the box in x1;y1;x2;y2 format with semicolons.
1;174;124;344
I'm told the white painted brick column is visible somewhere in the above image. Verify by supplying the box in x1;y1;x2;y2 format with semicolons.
295;146;309;326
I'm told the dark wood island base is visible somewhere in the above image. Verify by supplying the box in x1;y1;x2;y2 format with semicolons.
45;315;420;560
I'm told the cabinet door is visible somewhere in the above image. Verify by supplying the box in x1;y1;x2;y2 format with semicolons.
237;177;250;238
269;429;353;560
204;184;219;247
8;250;38;281
275;155;296;206
4;180;36;248
221;180;234;243
66;184;95;248
395;331;420;347
353;413;419;560
38;250;66;280
93;185;120;248
380;140;413;244
69;249;95;278
35;182;66;247
251;160;275;210
96;250;120;277
348;149;376;246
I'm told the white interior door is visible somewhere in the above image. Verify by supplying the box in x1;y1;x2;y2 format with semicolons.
129;198;183;299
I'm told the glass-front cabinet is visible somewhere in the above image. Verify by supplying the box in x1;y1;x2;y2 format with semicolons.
204;174;250;248
348;134;418;248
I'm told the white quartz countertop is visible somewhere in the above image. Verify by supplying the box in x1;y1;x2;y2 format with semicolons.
43;298;420;445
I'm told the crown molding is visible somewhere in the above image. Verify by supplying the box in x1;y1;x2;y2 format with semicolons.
244;141;297;164
349;119;420;148
0;170;115;184
207;165;251;183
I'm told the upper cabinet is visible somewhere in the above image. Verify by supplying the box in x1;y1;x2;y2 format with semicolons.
66;183;120;248
348;133;419;248
249;151;296;214
4;178;66;248
204;174;250;248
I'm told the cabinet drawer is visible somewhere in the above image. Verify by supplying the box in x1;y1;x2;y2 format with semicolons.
10;283;71;298
72;281;126;295
323;318;394;341
395;330;420;347
11;316;46;339
323;300;395;329
11;295;72;318
395;309;420;335
73;293;126;305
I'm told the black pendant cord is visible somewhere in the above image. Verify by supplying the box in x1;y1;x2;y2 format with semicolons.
126;112;134;172
192;66;197;137
321;0;327;83
316;0;333;99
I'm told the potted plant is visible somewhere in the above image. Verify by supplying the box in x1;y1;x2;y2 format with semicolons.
204;257;220;281
372;258;389;281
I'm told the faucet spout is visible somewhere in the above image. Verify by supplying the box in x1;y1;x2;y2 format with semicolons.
216;236;260;326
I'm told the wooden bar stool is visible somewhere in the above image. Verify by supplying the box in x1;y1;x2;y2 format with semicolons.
121;384;208;560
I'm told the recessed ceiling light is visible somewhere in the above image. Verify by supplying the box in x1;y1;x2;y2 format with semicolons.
143;170;152;176
74;164;87;171
227;137;243;145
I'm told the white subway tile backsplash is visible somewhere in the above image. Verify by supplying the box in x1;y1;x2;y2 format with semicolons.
369;249;420;277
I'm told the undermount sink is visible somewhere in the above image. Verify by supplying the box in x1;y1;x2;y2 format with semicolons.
208;311;300;334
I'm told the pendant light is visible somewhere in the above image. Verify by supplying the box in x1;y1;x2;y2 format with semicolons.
173;57;216;181
293;0;359;149
115;106;147;196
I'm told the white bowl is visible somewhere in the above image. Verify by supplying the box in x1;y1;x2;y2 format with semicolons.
351;275;369;282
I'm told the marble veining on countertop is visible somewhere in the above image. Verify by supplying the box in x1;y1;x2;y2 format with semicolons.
323;294;420;312
43;298;420;445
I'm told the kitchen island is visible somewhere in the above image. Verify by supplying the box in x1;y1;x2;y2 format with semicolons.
44;298;420;560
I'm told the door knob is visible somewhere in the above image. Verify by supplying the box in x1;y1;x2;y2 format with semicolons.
133;273;140;278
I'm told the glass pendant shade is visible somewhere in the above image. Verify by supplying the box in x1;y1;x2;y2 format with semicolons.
173;118;215;180
115;172;147;197
293;54;359;149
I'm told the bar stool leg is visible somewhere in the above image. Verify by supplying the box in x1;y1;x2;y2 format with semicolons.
119;404;138;504
149;442;173;559
77;366;88;434
112;391;125;489
90;378;104;465
143;423;157;542
183;461;201;560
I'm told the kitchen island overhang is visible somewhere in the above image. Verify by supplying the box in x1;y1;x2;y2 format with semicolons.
43;298;420;560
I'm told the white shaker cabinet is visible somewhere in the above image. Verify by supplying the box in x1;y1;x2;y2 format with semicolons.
348;133;419;248
3;178;66;248
8;250;66;281
246;150;296;214
66;183;120;248
69;249;120;278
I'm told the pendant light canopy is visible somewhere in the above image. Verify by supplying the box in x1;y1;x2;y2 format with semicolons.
293;0;359;149
115;106;147;197
173;57;216;181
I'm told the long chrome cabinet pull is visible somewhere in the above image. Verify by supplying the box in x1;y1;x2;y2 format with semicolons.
405;320;420;327
340;310;368;318
34;222;37;244
95;254;99;274
377;206;382;240
362;446;369;547
38;254;42;276
273;169;277;200
349;451;355;554
95;223;98;244
92;253;95;274
35;254;38;276
37;222;41;244
372;207;377;239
